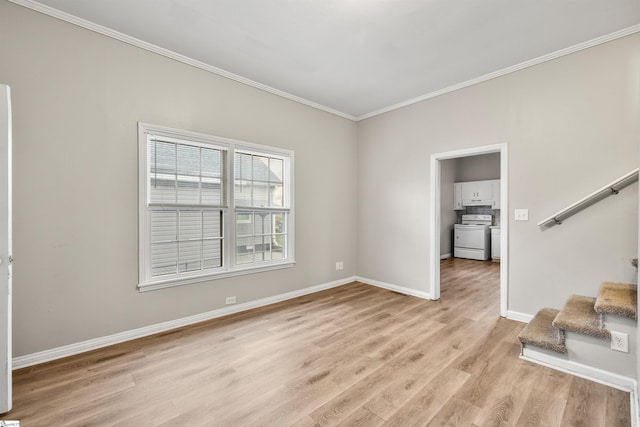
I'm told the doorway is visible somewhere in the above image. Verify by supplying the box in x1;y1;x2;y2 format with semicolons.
429;143;508;316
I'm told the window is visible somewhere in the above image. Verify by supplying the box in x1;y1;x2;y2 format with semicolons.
138;123;294;291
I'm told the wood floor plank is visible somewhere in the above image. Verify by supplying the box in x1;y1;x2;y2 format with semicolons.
560;376;608;426
3;258;631;426
606;386;632;427
514;388;566;426
382;368;471;426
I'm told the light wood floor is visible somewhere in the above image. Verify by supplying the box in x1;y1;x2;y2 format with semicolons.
5;258;631;426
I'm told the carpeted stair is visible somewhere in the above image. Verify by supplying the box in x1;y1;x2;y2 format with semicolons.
517;308;566;353
517;282;637;353
553;295;609;339
594;281;637;320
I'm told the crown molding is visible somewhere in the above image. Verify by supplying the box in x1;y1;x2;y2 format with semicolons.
8;0;357;121
356;24;640;121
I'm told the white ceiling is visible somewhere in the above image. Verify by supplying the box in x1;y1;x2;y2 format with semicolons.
19;0;640;120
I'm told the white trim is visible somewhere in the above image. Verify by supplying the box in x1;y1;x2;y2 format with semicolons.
634;381;640;427
139;262;296;292
0;84;12;412
521;347;636;392
440;253;451;260
429;157;441;301
356;276;431;300
357;24;640;121
506;310;533;323
7;0;356;122
12;276;357;370
8;0;640;122
430;143;509;315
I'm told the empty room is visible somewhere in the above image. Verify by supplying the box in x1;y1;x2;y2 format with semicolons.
0;0;639;425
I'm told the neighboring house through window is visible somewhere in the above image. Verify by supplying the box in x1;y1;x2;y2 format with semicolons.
138;123;294;291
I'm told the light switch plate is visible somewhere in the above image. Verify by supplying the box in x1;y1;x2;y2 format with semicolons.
514;209;529;221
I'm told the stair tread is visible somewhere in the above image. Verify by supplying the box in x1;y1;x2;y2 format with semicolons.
553;295;610;339
517;308;567;354
594;282;637;320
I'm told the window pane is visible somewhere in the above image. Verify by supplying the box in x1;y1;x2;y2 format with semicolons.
202;178;222;205
236;153;252;180
234;152;286;208
203;239;222;269
274;212;285;232
269;158;283;183
177;144;200;176
252;156;269;182
236;236;253;265
255;213;271;236
151;241;178;276
254;236;271;262
151;211;177;243
177;178;200;204
155;141;176;175
201;148;222;178
149;141;177;204
179;211;202;241
270;184;284;207
179;240;201;272
203;210;222;238
234;210;286;267
235;181;252;206
236;212;253;237
272;236;285;260
252;183;269;207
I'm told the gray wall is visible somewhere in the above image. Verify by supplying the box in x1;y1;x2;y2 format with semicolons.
455;153;500;182
0;2;358;357
357;33;639;317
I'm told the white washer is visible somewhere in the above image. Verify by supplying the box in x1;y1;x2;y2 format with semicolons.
453;214;492;260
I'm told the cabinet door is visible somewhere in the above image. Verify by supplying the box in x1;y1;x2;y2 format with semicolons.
460;182;476;200
454;183;462;210
475;181;493;200
492;180;501;208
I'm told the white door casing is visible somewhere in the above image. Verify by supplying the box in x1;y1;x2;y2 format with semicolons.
0;84;12;413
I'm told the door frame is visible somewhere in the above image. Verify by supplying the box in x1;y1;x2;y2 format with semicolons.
0;84;12;413
429;142;508;317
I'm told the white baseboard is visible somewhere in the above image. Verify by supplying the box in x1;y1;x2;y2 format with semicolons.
506;310;533;323
440;253;451;260
13;276;358;370
356;276;432;300
521;347;636;391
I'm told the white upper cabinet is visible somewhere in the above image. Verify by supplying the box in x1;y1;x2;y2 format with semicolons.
492;179;501;209
454;179;500;209
454;183;463;210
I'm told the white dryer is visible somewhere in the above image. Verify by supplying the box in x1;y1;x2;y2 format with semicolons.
453;214;492;260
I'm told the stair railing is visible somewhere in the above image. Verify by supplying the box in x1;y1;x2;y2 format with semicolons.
537;168;639;230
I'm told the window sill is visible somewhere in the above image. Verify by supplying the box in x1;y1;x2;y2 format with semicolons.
138;261;296;292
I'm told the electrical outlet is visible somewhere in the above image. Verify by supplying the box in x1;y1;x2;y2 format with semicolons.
335;261;344;271
610;331;629;353
225;296;236;305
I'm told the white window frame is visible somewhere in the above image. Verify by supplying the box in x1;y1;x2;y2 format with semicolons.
138;123;295;292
